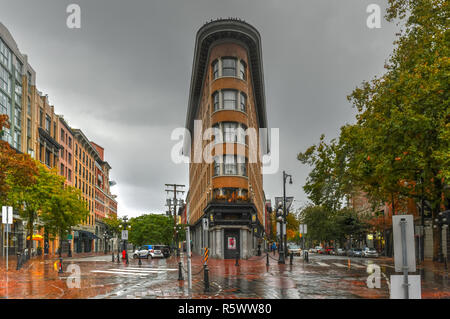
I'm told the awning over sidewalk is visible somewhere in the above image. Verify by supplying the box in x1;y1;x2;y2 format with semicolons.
75;230;100;240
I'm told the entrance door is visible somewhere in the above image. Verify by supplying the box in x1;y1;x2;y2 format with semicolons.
224;229;240;259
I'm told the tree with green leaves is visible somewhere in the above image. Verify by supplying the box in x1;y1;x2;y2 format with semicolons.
298;0;449;260
128;214;173;247
39;180;89;257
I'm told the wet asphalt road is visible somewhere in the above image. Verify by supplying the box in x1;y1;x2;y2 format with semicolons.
0;252;448;299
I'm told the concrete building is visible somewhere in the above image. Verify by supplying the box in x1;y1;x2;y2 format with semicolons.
184;19;269;259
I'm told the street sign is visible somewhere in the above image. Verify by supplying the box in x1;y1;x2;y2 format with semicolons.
2;206;13;224
202;218;209;231
67;234;73;240
393;215;416;273
299;224;307;234
121;230;128;240
390;275;421;299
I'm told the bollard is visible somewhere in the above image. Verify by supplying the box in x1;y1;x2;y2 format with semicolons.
112;251;115;262
126;252;129;265
16;252;21;270
178;262;184;281
58;257;64;274
235;253;239;266
117;252;120;264
304;251;308;262
290;252;293;265
138;256;142;266
266;253;269;266
204;265;210;292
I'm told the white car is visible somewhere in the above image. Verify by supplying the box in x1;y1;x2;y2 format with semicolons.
133;246;150;259
148;245;164;259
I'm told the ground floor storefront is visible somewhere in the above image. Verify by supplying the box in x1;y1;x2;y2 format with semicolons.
190;202;264;260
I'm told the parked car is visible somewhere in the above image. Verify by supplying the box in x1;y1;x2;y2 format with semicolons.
133;246;150;259
317;246;325;254
309;247;317;253
353;248;363;258
336;248;346;256
363;248;379;258
287;244;302;256
148;245;164;259
325;247;335;255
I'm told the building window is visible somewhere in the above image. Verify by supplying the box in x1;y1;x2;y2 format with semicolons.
213;122;247;145
68;136;72;148
213;91;220;111
60;128;64;142
213;155;247;177
0;91;10;116
212;60;219;80
0;65;10;93
68;152;72;165
15;60;22;80
0;39;12;70
13;130;21;150
224;155;237;175
222;58;237;77
45;115;51;132
239;92;246;112
45;149;51;166
239;60;246;80
14;107;21;128
213;156;221;176
68;169;72;182
223;90;237;110
61;163;64;175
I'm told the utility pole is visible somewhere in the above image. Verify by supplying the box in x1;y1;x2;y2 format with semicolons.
165;184;185;258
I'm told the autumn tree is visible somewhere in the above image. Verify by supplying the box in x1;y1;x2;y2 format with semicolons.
0;115;38;205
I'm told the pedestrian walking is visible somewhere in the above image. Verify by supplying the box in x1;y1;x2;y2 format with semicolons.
272;242;277;255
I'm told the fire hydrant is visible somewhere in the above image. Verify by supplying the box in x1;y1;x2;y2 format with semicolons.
122;250;126;260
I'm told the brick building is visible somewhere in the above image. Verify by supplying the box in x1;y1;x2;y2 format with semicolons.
184;19;269;259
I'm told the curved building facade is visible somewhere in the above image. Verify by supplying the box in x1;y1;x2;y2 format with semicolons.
185;19;268;259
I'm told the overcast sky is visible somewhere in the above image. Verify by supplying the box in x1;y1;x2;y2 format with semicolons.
1;0;399;218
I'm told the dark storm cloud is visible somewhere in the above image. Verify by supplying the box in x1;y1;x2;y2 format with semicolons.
0;0;398;217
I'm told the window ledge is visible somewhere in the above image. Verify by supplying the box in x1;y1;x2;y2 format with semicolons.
212;75;246;83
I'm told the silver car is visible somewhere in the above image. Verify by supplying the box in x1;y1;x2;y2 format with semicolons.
148;245;164;259
363;248;379;258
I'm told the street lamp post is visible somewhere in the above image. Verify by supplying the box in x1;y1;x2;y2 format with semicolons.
278;171;293;264
103;231;108;254
119;216;131;261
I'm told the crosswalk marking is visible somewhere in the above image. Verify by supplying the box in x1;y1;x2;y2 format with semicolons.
109;268;173;273
316;262;330;267
125;267;178;271
91;270;151;276
380;264;395;268
351;264;366;269
332;263;347;268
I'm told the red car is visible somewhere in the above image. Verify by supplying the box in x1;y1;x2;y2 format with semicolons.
325;247;335;255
